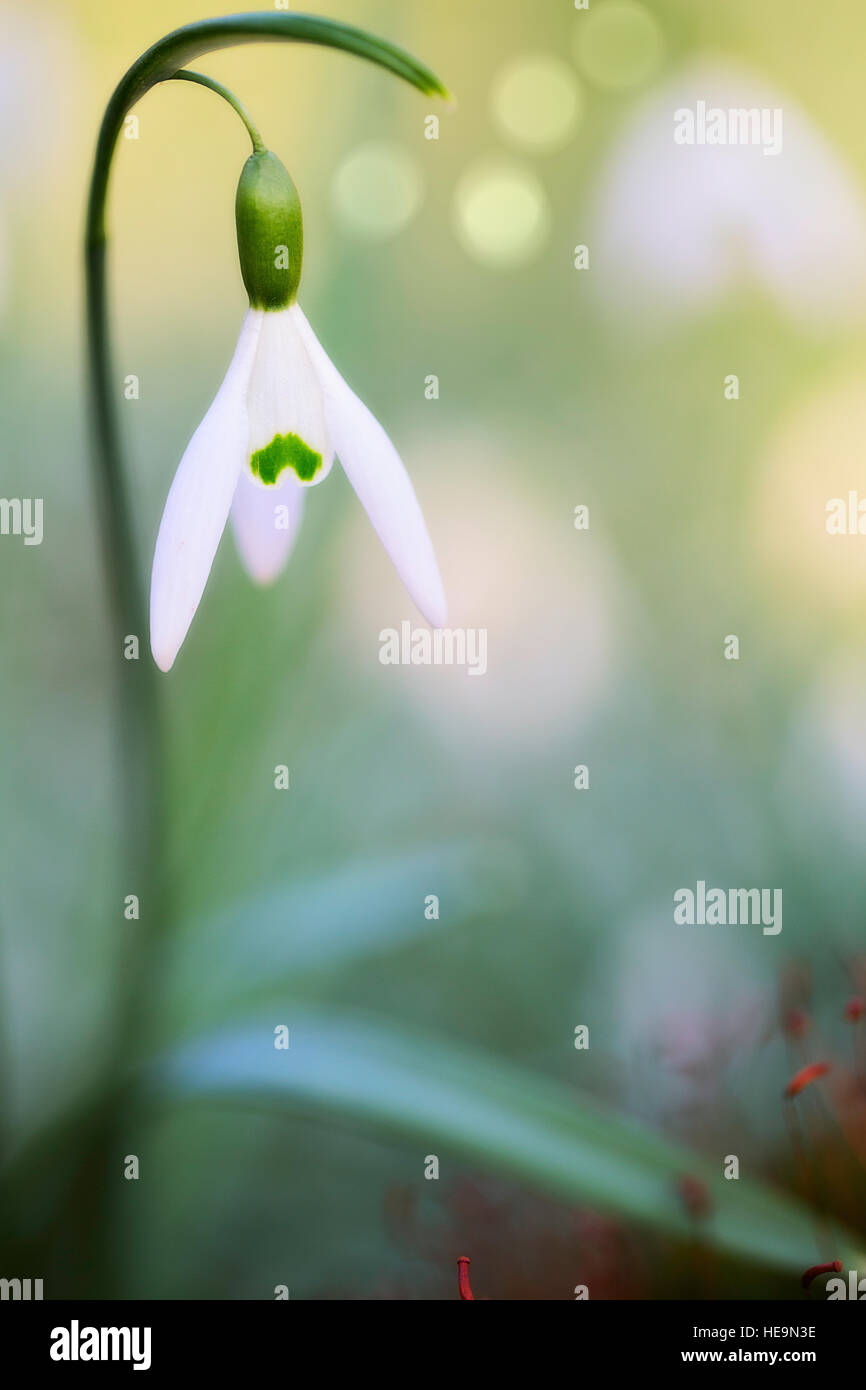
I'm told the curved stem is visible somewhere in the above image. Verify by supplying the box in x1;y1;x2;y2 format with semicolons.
77;12;448;1296
85;13;448;245
170;70;265;152
83;9;449;712
83;6;449;998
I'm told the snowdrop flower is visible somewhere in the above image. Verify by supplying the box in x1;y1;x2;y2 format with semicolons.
591;60;866;332
150;148;446;671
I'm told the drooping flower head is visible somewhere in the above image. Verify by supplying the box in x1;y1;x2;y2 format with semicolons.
150;144;446;671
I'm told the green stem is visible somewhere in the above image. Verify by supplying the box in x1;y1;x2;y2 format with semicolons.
77;11;449;1298
83;8;450;946
170;70;265;152
85;12;448;243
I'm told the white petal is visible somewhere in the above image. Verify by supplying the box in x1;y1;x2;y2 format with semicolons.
246;305;333;487
150;309;262;672
230;467;305;585
293;307;447;628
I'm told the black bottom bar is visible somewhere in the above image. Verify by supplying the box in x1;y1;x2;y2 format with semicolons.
0;1297;861;1374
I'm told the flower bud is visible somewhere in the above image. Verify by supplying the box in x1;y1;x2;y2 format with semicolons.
235;150;303;310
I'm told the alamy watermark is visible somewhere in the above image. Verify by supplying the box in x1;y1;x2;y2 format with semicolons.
826;1270;866;1299
674;102;783;157
50;1321;151;1371
0;497;42;545
379;621;487;676
0;1276;43;1299
674;880;782;935
826;493;866;534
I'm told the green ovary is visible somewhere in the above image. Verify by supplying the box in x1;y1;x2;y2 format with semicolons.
250;432;322;484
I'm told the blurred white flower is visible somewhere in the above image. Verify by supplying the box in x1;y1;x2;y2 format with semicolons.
339;435;622;750
0;5;80;319
612;914;771;1121
592;60;866;331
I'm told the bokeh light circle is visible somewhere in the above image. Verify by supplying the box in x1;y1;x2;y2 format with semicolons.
574;1;664;91
491;54;583;151
453;160;550;268
331;140;423;240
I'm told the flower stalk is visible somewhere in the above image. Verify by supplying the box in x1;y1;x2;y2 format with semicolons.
170;69;265;152
76;10;449;1296
85;13;449;903
84;7;449;1017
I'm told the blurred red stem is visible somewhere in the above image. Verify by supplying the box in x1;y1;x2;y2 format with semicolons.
457;1257;475;1300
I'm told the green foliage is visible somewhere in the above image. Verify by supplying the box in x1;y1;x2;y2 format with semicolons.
155;1010;854;1275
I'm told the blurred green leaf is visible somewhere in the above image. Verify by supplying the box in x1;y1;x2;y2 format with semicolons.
164;840;527;1032
154;1010;853;1275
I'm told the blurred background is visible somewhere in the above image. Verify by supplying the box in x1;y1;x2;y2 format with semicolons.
2;0;866;1299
